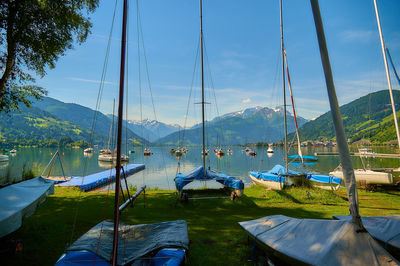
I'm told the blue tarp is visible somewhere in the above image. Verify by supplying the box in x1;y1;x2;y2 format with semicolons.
307;174;341;185
58;164;145;192
248;164;298;183
174;166;244;192
288;154;318;161
249;164;341;185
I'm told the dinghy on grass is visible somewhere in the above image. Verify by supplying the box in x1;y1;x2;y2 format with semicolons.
333;215;400;259
249;165;341;190
239;215;398;265
175;166;244;197
0;177;54;238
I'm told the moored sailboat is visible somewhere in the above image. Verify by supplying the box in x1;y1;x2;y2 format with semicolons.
174;0;244;200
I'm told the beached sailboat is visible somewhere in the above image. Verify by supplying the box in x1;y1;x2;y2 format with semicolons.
249;0;336;190
240;1;398;263
56;1;188;264
174;0;244;200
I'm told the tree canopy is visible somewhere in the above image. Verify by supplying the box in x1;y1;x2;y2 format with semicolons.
0;0;99;112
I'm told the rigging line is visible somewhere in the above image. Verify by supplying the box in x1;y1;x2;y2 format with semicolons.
203;40;225;146
69;0;118;247
386;48;400;86
136;0;168;188
284;49;303;164
181;35;201;148
125;0;130;158
136;0;143;151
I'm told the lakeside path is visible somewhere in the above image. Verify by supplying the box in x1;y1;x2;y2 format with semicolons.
3;185;400;265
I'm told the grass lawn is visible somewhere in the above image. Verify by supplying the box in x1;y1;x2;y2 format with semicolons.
2;185;400;265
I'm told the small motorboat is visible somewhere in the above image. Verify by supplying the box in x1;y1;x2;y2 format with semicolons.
83;147;94;153
144;148;151;156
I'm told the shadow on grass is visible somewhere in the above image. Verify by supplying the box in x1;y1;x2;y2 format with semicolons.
2;186;399;266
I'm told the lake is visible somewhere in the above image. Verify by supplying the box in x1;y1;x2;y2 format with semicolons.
1;146;399;189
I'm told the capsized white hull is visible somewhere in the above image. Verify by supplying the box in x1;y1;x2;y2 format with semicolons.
329;169;392;184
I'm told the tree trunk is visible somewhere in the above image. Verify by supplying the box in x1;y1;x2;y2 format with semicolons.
0;2;17;105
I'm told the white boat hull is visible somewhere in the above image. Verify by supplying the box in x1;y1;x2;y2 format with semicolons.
0;155;9;162
329;169;392;184
249;173;284;190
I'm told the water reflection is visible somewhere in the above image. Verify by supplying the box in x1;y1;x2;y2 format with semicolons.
0;146;399;188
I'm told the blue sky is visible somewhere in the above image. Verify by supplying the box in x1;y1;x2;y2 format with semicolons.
36;0;400;126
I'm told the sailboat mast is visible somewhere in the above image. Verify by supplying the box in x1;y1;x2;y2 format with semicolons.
280;0;289;172
112;0;128;264
310;0;363;230
200;0;206;176
108;99;115;151
373;0;400;150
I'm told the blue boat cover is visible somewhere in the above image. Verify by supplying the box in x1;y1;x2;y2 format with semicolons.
249;164;341;185
56;220;188;266
174;166;244;192
288;154;318;161
58;164;145;191
56;251;111;266
308;174;341;185
153;248;186;266
56;248;185;266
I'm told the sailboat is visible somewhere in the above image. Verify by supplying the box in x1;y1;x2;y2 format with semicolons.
174;0;244;200
56;1;188;264
248;0;338;190
240;1;398;264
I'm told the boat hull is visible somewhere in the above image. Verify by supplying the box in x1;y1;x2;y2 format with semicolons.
329;169;392;184
249;173;284;190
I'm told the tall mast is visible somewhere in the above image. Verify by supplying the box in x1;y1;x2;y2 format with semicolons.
112;0;128;264
280;0;288;172
310;0;363;230
373;0;400;150
200;0;206;176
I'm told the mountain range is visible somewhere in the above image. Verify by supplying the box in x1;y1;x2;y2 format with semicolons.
1;90;399;147
157;106;308;145
107;117;181;142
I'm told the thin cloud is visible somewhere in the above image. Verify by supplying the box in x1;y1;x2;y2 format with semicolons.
69;77;114;85
242;98;251;103
341;30;375;43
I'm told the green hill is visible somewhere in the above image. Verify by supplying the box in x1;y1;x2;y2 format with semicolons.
295;90;400;143
0;97;147;147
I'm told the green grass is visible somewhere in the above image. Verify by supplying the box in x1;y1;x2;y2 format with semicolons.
3;185;400;265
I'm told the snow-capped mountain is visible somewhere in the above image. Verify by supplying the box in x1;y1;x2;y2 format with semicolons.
158;106;308;145
125;119;181;142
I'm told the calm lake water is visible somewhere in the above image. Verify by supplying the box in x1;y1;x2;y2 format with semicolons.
1;146;399;189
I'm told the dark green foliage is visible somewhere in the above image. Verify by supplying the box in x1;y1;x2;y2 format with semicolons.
294;90;400;143
0;0;99;112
